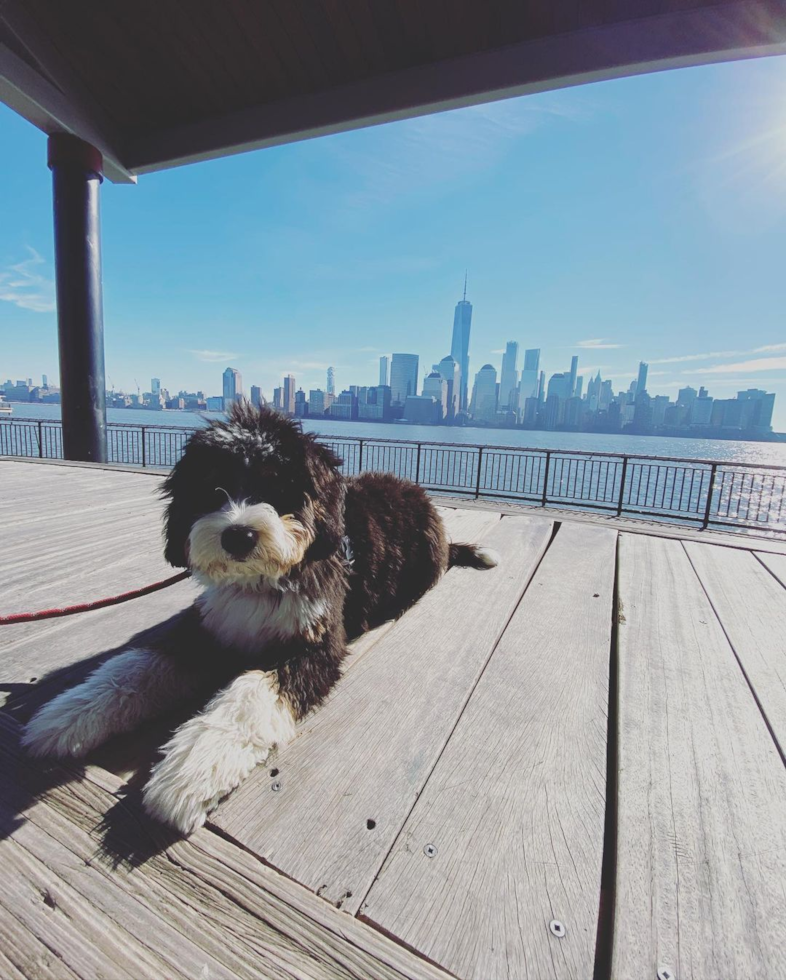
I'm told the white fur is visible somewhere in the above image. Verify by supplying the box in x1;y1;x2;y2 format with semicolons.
142;669;296;834
474;547;501;569
22;648;189;758
199;583;327;655
189;499;308;584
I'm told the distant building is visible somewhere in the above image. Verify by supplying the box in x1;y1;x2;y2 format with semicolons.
470;364;498;422
151;378;161;396
250;385;263;408
223;367;242;410
519;348;541;401
677;386;697;408
450;276;472;410
309;389;332;416
283;374;296;414
390;353;419;405
422;371;448;421
404;395;440;424
499;342;519;409
327;367;335;397
294;388;308;417
568;356;579;398
438;355;460;422
636;361;649;397
206;396;224;411
358;385;392;421
379;355;389;387
42;374;48;387
331;389;358;420
273;387;282;410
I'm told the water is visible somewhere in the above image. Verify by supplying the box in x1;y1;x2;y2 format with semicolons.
8;402;786;466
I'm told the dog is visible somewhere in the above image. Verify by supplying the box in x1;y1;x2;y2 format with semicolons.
22;403;499;834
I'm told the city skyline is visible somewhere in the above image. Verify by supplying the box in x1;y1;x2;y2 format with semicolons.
2;58;786;425
5;274;778;438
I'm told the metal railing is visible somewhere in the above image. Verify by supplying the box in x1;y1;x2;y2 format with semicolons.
2;417;785;535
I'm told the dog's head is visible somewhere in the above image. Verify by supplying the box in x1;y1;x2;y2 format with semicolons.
161;402;345;585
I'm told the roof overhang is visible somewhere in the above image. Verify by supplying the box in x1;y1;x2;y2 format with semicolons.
1;1;785;184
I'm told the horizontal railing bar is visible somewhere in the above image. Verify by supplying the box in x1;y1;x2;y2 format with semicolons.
4;416;785;470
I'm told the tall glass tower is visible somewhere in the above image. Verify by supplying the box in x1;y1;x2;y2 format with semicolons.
450;274;472;411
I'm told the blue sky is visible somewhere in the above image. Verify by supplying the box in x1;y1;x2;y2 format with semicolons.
1;54;786;426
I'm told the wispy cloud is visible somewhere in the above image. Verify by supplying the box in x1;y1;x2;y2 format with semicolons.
753;343;786;353
0;248;56;313
650;350;743;364
188;349;239;363
692;357;786;374
575;338;624;349
330;95;593;212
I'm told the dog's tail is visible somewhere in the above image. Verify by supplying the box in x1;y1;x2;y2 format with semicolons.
448;542;500;570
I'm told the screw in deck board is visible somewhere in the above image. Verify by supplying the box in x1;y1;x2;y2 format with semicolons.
271;780;282;792
549;920;566;938
657;967;675;980
423;843;437;858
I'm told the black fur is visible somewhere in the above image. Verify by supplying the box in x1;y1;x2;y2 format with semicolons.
159;403;491;719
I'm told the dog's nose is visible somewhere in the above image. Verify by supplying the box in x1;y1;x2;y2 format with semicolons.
221;526;258;559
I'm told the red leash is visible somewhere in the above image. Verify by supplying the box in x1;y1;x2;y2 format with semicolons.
0;571;191;626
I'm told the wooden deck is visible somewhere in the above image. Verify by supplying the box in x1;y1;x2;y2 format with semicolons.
2;457;786;980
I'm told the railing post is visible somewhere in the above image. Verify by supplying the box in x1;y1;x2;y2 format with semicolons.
415;442;422;483
702;463;718;529
358;439;363;474
37;420;44;458
541;451;551;507
141;426;146;468
617;456;629;516
475;447;483;498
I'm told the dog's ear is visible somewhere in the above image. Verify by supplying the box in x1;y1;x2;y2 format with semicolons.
159;455;193;568
304;440;346;561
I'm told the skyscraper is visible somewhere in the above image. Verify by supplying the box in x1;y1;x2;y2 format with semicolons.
637;361;649;397
390;353;419;405
379;355;389;387
151;378;161;396
519;348;540;400
437;354;460;421
250;385;263;408
568;356;579;397
327;367;335;397
283;374;296;414
499;342;519;410
470;364;498;422
450;275;472;411
422;372;448;421
223;367;242;410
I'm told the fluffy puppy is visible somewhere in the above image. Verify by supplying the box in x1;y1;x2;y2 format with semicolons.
23;403;498;834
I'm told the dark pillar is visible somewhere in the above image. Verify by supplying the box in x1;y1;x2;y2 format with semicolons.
48;134;107;463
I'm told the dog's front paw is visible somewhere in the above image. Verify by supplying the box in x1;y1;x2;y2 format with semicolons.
142;723;272;835
22;695;109;759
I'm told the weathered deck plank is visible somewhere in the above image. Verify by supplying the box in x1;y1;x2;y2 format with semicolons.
362;522;616;980
212;515;553;913
613;533;786;980
0;715;453;980
756;550;786;587
685;542;786;758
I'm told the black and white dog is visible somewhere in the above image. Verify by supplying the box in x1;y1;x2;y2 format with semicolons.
23;404;498;834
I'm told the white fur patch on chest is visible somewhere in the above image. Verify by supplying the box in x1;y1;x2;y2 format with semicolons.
199;583;328;655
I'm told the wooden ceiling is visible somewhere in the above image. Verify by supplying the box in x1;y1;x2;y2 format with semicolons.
1;0;785;182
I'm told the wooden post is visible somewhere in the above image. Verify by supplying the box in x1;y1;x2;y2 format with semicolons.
48;134;107;463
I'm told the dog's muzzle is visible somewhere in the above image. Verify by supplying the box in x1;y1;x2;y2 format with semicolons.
221;525;258;559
